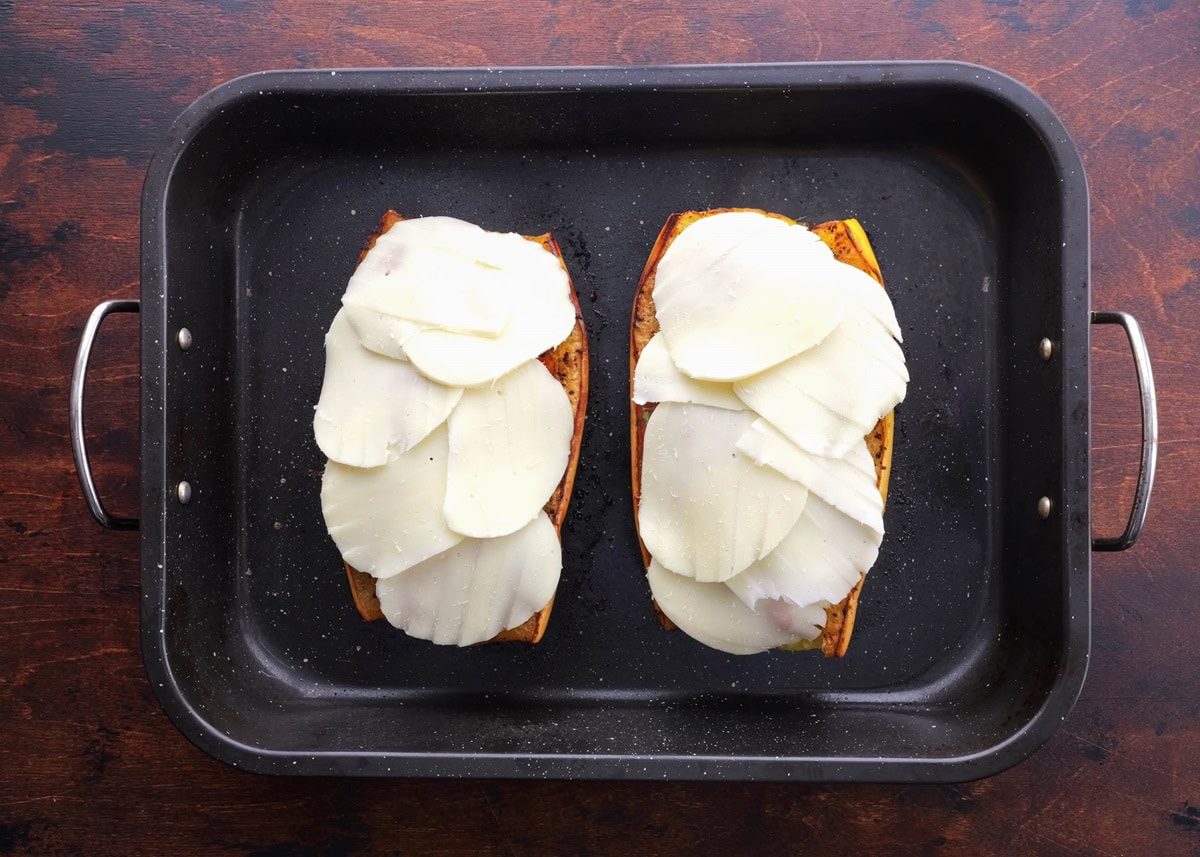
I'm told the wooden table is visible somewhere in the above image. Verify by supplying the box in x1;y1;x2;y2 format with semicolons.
2;2;1196;854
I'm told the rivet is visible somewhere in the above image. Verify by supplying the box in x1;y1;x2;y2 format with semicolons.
1037;496;1052;519
177;481;193;505
1039;338;1053;361
177;327;193;351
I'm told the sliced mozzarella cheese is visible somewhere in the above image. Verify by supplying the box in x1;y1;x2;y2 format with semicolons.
314;309;463;467
633;332;744;410
343;217;512;336
726;496;879;613
646;559;824;654
444;360;573;538
340;302;424;361
736;420;884;533
320;424;463;579
653;211;845;381
638;403;808;583
375;511;561;647
734;314;906;430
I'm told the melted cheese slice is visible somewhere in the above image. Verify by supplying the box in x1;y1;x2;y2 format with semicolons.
375;511;561;647
314;309;462;467
320;424;463;579
652;212;845;381
638;403;808;583
632;332;744;410
647;560;825;654
725;495;879;613
736;419;884;533
444;359;573;538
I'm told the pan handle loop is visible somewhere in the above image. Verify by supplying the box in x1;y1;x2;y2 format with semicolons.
70;299;140;530
1091;311;1156;551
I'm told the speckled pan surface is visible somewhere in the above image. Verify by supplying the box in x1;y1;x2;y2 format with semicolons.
139;63;1090;781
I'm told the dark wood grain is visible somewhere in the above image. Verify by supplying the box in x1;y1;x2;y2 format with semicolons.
2;1;1198;855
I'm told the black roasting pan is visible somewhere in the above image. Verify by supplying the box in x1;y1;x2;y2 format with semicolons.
69;63;1158;781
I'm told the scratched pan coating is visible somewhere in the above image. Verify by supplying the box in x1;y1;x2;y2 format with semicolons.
138;63;1089;781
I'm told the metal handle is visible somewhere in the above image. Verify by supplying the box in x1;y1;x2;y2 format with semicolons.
1091;311;1156;551
70;299;140;530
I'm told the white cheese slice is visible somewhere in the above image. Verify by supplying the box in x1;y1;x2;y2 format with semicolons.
726;495;879;613
340;302;423;361
632;332;744;410
652;211;845;381
403;299;576;388
830;256;904;343
734;376;874;459
444;359;573;538
341;216;576;387
343;217;512;336
375;511;561;647
320;424;463;579
736;420;884;533
840;316;910;385
638;403;808;583
646;559;824;654
735;313;907;430
313;309;463;467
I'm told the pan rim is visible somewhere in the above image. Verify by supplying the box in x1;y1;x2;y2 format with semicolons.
139;60;1090;782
